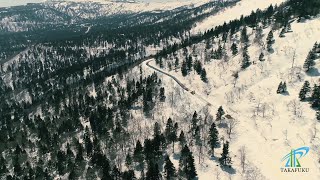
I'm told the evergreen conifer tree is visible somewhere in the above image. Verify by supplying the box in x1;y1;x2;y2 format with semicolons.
231;42;238;56
255;25;263;41
186;154;197;180
122;170;135;180
191;111;198;133
217;44;223;59
159;87;166;101
311;85;320;108
241;26;249;43
303;50;316;72
68;169;76;180
165;118;178;153
164;156;176;180
194;126;201;146
179;145;190;178
133;140;144;169
178;145;197;179
241;45;251;69
279;28;286;37
200;68;208;83
219;141;232;167
175;57;179;68
153;122;161;137
216;106;225;122
181;61;188;77
299;81;311;100
157;57;164;69
266;30;274;52
259;52;265;61
277;82;283;94
282;82;287;92
194;60;202;75
317;111;320;122
178;131;187;148
186;56;193;72
208;122;219;156
146;162;161;180
125;154;133;170
86;167;96;179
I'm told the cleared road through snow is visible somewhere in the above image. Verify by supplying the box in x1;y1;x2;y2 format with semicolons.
146;59;189;91
146;59;213;106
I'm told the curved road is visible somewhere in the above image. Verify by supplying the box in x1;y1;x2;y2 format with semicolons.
146;59;212;106
146;60;189;91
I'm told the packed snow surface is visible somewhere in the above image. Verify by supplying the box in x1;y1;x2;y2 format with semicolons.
192;0;288;34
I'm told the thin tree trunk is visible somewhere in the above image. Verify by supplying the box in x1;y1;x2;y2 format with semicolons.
172;142;175;154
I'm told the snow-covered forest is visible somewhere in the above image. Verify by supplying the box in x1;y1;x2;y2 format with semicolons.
1;0;320;179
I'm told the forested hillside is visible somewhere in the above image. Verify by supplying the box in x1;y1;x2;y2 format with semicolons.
1;0;320;179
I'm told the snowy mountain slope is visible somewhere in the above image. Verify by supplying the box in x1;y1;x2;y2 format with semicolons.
192;0;287;34
45;0;215;18
0;0;235;33
149;15;320;179
1;0;320;179
0;0;238;63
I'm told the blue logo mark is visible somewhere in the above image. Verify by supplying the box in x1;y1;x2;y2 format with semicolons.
281;147;309;167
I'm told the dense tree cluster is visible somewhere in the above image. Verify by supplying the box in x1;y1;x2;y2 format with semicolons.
0;67;163;179
160;0;320;61
277;81;287;94
303;42;319;72
299;81;311;101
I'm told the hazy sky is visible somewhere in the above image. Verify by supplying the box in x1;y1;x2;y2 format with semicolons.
0;0;192;8
0;0;45;7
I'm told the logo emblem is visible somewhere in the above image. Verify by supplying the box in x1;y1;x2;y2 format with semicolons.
281;146;309;167
280;146;310;173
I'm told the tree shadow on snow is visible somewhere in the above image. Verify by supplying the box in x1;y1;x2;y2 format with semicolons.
130;105;142;110
220;165;237;174
157;157;165;172
173;153;181;160
306;68;320;77
268;49;275;54
217;122;228;128
209;156;219;161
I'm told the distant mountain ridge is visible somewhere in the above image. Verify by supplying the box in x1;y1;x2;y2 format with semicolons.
0;0;223;33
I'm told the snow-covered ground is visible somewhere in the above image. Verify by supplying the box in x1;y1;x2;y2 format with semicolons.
46;0;214;15
147;16;320;179
2;0;320;179
192;0;288;35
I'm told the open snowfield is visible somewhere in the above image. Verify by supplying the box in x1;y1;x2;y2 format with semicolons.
192;0;288;34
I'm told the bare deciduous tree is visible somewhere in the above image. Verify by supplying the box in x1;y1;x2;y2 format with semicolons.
283;129;288;141
225;91;235;104
261;103;268;118
239;146;247;173
312;122;317;139
244;165;265;180
287;99;303;117
226;117;238;139
248;92;255;102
